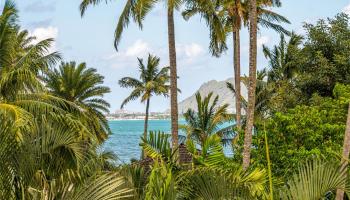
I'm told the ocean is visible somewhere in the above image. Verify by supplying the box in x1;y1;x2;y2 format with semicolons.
104;119;234;164
104;120;185;163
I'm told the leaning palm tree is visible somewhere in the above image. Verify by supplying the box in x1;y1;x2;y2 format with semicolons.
119;54;170;140
45;62;111;142
80;0;182;151
183;0;289;130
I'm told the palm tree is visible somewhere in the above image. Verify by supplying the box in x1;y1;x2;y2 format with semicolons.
336;103;350;199
0;0;60;99
243;0;258;170
263;33;303;84
45;61;111;142
183;0;289;130
0;112;134;199
119;54;170;141
281;159;348;200
0;2;134;199
181;92;234;156
0;1;85;135
227;69;272;126
80;0;181;151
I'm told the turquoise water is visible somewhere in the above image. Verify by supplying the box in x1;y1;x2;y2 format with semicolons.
104;120;184;163
104;119;234;163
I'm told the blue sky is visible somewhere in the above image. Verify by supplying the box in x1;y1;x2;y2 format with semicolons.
5;0;350;112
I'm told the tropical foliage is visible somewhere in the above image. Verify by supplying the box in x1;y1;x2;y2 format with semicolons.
0;1;132;199
2;0;350;199
45;61;111;142
181;92;234;157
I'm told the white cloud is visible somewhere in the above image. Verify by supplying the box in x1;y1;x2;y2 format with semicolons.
31;26;58;41
29;26;58;52
183;43;204;57
104;41;206;69
257;36;269;47
125;39;151;57
343;4;350;15
104;39;152;60
103;39;156;68
177;43;205;62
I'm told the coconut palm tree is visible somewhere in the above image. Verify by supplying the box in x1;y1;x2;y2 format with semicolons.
119;54;170;140
183;0;289;130
336;103;350;199
242;0;258;170
45;61;111;142
80;0;181;151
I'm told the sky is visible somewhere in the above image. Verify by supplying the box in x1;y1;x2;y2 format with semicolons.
3;0;350;113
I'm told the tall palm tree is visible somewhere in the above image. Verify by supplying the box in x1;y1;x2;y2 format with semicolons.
45;62;111;142
336;103;350;199
80;0;181;151
119;54;170;140
183;0;289;130
243;0;258;170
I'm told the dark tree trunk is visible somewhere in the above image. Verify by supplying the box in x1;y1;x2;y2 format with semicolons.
233;28;241;129
336;103;350;200
144;98;150;139
141;98;150;158
243;0;257;170
167;8;179;151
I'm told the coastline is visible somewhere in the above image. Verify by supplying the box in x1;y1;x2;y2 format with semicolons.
107;118;170;121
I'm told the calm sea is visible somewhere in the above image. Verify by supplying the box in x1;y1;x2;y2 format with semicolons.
104;119;234;163
104;120;185;163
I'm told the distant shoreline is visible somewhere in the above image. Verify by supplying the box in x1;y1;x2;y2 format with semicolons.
107;118;171;121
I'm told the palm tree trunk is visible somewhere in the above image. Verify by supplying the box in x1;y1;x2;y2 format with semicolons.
233;28;241;129
142;98;150;158
243;0;257;170
335;103;350;200
144;98;150;139
167;8;179;151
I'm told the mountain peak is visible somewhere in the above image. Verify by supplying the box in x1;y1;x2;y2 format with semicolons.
178;78;247;114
